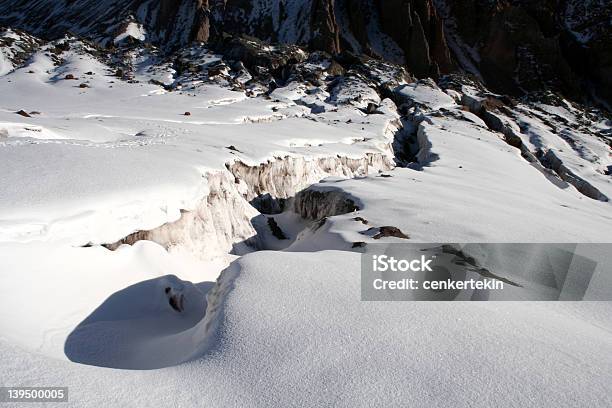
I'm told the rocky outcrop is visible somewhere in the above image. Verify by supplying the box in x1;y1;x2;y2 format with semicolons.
562;0;612;105
376;0;453;76
443;0;611;105
294;189;360;221
0;0;452;78
0;0;609;105
337;0;453;77
309;0;341;54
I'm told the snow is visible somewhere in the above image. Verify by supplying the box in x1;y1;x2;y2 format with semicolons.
1;251;611;406
114;22;146;44
291;114;612;247
0;41;394;247
1;28;611;408
0;48;11;76
511;103;612;200
395;81;456;110
0;28;40;76
0;241;217;362
329;76;381;109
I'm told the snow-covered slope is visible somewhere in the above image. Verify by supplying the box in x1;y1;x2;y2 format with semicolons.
1;251;611;406
0;27;42;76
288;82;612;251
0;24;611;408
0;38;397;249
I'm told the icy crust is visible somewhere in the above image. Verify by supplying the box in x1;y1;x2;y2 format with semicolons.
104;152;394;262
230;153;394;201
106;171;259;262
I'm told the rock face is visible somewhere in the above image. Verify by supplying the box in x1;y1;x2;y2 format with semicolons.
442;0;612;104
335;0;453;77
0;0;610;105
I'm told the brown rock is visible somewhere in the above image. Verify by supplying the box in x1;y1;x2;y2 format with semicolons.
372;226;409;240
16;110;31;117
190;0;210;42
309;0;341;54
267;217;288;240
407;11;431;78
447;0;582;98
166;288;184;312
352;217;369;224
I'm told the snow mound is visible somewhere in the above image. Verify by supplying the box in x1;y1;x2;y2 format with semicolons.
395;80;456;110
65;274;213;369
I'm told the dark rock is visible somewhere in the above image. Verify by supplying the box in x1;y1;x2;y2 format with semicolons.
352;217;369;225
364;102;379;114
211;34;308;83
327;59;345;77
440;245;522;287
371;226;409;240
205;61;227;77
352;242;366;248
309;0;340;54
267;217;288;240
16;110;31;117
294;189;360;220
250;193;286;214
2;0;610;105
445;0;588;100
167;291;184;312
184;111;191;116
64;74;76;80
149;79;172;90
78;83;89;88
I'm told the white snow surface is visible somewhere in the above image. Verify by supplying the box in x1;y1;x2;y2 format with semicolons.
0;41;394;246
294;114;612;248
1;251;612;407
395;80;456;110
